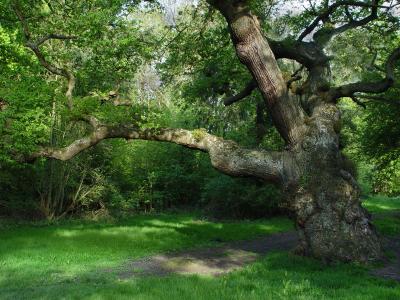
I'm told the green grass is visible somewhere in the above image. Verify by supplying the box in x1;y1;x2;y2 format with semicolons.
1;199;400;300
0;213;292;299
1;249;399;300
363;195;400;213
363;195;400;236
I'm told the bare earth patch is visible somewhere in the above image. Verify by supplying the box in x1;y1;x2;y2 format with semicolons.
371;235;400;282
369;212;400;282
107;231;298;278
103;218;400;280
372;236;400;281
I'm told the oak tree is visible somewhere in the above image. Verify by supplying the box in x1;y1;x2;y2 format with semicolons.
4;0;400;262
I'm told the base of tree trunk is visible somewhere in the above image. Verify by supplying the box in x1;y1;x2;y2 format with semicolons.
291;174;382;263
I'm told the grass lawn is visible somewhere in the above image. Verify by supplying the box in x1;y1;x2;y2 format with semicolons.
0;197;399;299
363;195;400;236
363;195;400;214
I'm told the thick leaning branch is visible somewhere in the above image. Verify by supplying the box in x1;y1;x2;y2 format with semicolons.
221;36;330;100
30;125;289;183
223;80;257;106
268;37;333;96
13;3;76;109
328;47;400;101
207;0;306;145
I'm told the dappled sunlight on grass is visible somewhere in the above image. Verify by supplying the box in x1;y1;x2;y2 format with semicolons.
363;195;400;213
0;213;293;297
1;252;398;299
363;195;400;236
1;211;399;299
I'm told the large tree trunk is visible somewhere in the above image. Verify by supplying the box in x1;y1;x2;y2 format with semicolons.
292;172;381;262
286;103;381;262
208;0;382;262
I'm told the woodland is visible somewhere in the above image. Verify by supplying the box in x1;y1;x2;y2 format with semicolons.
0;0;400;298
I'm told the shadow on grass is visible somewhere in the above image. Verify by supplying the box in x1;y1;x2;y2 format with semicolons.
1;211;398;299
1;251;399;300
0;214;293;260
0;214;293;296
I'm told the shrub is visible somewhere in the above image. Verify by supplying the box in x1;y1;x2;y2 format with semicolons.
201;175;282;219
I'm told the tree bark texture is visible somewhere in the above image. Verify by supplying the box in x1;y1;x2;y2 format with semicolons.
206;0;382;262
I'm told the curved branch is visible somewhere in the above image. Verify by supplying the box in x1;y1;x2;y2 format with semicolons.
325;6;378;37
111;99;133;106
30;125;289;184
268;38;331;70
74;115;101;128
13;3;75;109
328;47;400;101
223;80;257;106
314;1;379;46
299;0;381;44
357;94;400;106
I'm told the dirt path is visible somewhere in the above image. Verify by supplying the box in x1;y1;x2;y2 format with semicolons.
108;231;298;278
371;235;400;281
105;220;400;280
369;211;400;282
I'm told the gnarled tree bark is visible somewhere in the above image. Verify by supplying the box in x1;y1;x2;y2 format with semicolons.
205;0;383;263
30;126;289;184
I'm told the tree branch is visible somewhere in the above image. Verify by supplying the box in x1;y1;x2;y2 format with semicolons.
74;115;101;128
287;66;305;88
13;3;76;109
35;34;77;47
110;99;133;106
356;94;400;106
208;0;306;145
223;80;257;106
349;96;366;108
298;0;382;44
328;47;400;101
29;125;289;183
267;37;331;70
314;1;379;46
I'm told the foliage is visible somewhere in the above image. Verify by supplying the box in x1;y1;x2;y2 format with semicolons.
337;24;400;196
359;100;400;196
201;175;282;219
341;91;400;196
